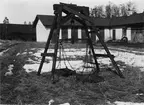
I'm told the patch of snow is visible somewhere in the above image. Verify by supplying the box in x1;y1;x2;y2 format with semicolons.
24;60;94;73
5;71;13;76
136;93;144;96
16;53;21;56
33;52;41;58
21;52;27;55
24;62;52;73
26;48;144;72
27;58;39;63
48;99;54;105
48;99;70;105
114;101;144;105
5;64;14;76
0;52;3;56
0;48;10;56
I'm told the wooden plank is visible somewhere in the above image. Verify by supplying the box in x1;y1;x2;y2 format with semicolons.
59;38;88;42
41;53;55;57
95;54;115;58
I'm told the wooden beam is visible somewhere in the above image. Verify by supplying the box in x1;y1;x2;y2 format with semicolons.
37;14;58;76
41;53;55;57
95;54;115;58
62;5;94;25
92;27;124;78
51;8;63;81
60;14;74;25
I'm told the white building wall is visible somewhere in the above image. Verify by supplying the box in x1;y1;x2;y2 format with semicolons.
59;29;62;39
78;28;82;39
104;29;112;41
115;28;122;40
36;20;50;42
68;28;71;39
127;28;131;41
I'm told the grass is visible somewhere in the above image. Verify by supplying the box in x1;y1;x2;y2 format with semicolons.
0;40;144;104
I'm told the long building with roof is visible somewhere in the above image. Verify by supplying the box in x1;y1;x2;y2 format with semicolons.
33;13;144;43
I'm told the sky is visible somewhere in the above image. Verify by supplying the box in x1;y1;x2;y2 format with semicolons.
0;0;144;24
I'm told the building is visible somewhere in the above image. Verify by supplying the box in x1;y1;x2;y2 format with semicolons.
106;13;144;43
0;24;36;41
33;15;105;42
33;13;144;43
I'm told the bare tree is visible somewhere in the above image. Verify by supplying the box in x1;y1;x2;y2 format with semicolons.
126;1;137;14
90;1;137;18
105;2;113;18
90;5;105;18
112;4;121;17
120;1;137;16
120;4;128;16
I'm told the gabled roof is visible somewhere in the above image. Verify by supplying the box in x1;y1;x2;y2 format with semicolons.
33;13;144;28
33;15;85;28
33;15;54;27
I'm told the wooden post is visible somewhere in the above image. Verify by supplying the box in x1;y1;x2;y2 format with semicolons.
51;9;63;81
84;27;100;73
37;13;58;75
93;28;124;78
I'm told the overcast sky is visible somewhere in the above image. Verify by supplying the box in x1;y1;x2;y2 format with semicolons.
0;0;144;24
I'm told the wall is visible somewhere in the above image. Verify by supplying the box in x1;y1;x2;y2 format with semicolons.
36;20;50;42
104;29;112;41
36;21;100;42
131;28;144;43
126;28;131;41
115;28;122;40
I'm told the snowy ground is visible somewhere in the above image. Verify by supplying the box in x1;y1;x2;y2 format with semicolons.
22;47;144;105
1;42;144;105
23;48;144;73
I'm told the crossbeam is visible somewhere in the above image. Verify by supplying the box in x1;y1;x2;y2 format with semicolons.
41;53;55;57
95;54;115;58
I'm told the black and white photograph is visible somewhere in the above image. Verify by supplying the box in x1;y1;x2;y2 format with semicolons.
0;0;144;104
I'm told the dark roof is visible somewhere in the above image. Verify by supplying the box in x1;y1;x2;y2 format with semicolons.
33;15;54;27
33;13;144;28
0;24;36;34
92;18;110;27
33;15;84;28
111;13;144;27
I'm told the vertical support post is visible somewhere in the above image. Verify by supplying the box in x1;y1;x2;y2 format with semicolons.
84;27;100;73
37;14;58;76
51;9;63;81
94;28;124;78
